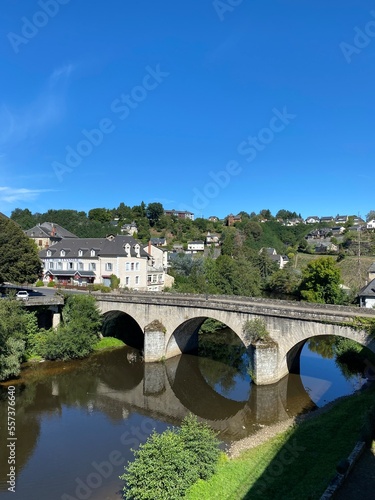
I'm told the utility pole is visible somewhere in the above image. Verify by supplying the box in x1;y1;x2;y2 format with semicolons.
357;213;362;288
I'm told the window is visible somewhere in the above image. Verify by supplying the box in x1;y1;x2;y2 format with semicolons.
49;262;54;269
78;262;83;270
135;262;140;271
105;263;112;271
131;263;134;271
135;276;139;285
47;250;51;257
91;250;95;257
147;275;151;283
68;262;74;270
90;262;96;271
57;262;63;270
125;262;130;271
125;277;130;286
60;250;65;257
38;240;43;247
78;250;83;257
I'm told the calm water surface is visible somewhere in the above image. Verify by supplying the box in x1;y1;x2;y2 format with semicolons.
0;333;370;500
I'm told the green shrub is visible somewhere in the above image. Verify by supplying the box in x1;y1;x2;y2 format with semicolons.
43;325;97;361
120;414;221;500
35;279;44;287
243;318;270;342
47;280;56;287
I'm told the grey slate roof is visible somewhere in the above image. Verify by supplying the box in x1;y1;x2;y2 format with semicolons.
358;278;375;297
25;222;77;239
368;263;375;273
39;235;149;259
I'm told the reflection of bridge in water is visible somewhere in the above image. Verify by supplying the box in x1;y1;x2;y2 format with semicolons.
93;349;317;440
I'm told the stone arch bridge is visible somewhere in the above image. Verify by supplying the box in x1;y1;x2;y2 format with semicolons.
94;292;375;385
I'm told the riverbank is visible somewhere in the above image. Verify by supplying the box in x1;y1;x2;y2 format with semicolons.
186;383;375;500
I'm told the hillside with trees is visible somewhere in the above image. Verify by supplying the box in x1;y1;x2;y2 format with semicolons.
9;204;375;304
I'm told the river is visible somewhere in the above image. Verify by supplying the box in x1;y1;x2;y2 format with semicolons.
0;331;371;500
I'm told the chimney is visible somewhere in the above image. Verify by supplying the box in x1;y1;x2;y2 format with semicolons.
148;240;151;255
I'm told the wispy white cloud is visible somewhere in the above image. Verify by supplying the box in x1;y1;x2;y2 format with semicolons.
0;186;56;203
0;63;75;147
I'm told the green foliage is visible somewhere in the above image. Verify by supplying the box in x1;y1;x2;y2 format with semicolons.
87;284;111;292
121;415;221;500
146;202;164;227
109;274;120;289
35;279;44;287
43;295;102;361
199;318;226;334
0;215;42;284
47;280;56;287
265;267;301;297
0;300;29;381
298;256;344;304
243;318;270;342
178;414;221;480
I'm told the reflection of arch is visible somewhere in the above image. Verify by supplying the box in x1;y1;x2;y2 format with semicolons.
95;347;144;392
102;310;144;350
165;354;246;421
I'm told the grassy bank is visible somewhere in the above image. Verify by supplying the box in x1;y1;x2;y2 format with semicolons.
93;337;125;350
186;385;375;500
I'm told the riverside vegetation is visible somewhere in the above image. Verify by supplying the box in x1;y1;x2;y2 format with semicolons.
0;293;124;382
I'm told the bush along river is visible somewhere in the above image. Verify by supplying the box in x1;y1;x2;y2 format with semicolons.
0;327;374;500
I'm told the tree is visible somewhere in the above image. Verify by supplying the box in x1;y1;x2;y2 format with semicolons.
88;208;112;224
0;300;29;381
0;215;42;284
146;202;164;227
42;295;102;361
10;208;35;229
366;210;375;222
120;415;221;500
298;256;343;304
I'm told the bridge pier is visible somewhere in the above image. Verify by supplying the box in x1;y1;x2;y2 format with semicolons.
249;341;284;385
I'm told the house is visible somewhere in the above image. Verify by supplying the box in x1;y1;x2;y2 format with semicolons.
226;213;242;226
358;279;375;308
121;221;138;236
315;243;339;254
259;248;289;269
39;234;153;290
143;242;170;291
164;209;194;220
305;216;320;224
187;241;204;252
284;218;303;226
172;244;184;253
208;216;219;222
330;226;345;236
367;219;375;230
150;237;167;247
320;216;335;223
353;216;365;225
25;222;77;250
205;232;220;246
335;215;349;225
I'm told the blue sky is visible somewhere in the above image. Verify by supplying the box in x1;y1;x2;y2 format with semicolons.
0;1;374;220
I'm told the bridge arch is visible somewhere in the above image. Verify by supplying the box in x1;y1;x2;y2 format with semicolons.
101;310;144;350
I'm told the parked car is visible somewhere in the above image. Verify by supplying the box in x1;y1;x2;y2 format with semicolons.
16;290;29;301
